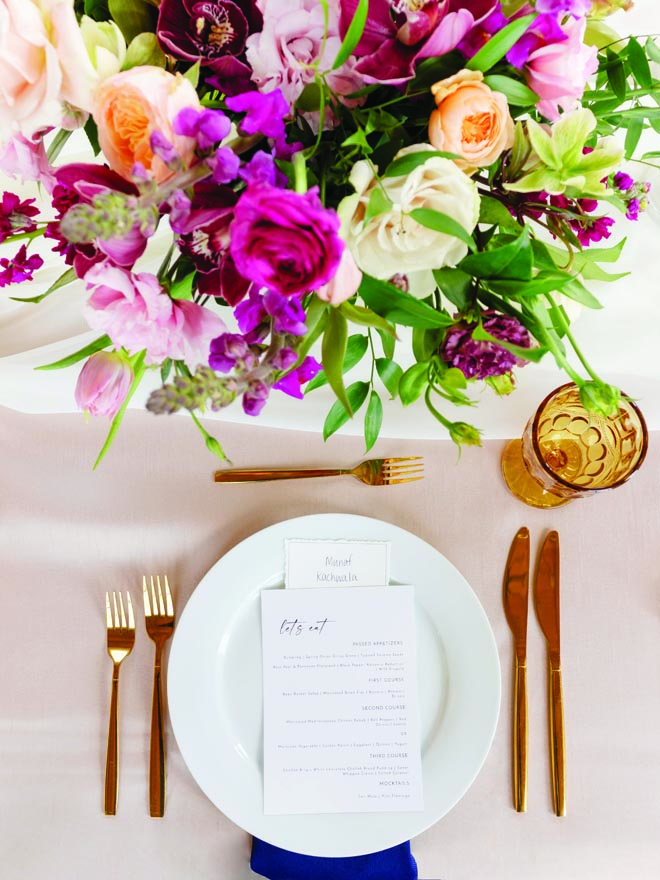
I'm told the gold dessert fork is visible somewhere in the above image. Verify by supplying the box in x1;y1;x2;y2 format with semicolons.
143;575;175;818
104;591;135;816
214;456;424;485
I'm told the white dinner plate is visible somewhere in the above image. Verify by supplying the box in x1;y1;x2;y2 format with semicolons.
167;513;501;857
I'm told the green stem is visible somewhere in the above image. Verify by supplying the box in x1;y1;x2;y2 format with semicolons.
93;352;147;470
543;292;602;382
293;150;308;194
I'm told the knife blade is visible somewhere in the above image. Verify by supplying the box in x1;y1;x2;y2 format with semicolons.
503;526;530;813
534;529;566;817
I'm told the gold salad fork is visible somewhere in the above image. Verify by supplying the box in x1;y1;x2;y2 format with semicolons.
214;456;424;486
143;575;175;818
104;591;135;816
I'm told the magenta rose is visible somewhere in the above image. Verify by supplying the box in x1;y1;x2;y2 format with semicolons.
229;184;344;297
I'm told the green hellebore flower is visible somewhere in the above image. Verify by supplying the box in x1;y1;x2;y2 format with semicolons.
504;109;623;199
579;381;621;417
80;16;127;81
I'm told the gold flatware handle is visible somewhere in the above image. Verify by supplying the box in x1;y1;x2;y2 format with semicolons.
548;664;566;817
215;468;343;483
104;665;120;815
149;655;165;817
513;657;528;812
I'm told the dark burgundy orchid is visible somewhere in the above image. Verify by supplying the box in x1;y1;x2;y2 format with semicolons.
339;0;499;84
157;0;262;96
46;164;145;277
176;182;252;306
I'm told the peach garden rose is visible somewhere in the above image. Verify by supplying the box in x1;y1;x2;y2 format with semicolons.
429;69;514;172
92;66;202;183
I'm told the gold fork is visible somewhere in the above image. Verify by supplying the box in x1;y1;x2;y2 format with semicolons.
213;456;424;486
143;575;175;818
104;591;135;816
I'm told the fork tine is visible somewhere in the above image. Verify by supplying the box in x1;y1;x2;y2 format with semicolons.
382;456;423;464
126;592;135;629
118;592;127;628
112;591;120;628
382;465;425;476
143;575;151;616
164;576;174;616
382;462;424;472
105;592;113;628
155;576;165;615
384;475;425;485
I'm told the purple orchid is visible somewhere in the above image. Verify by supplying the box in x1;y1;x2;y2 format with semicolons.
157;0;262;95
339;0;498;84
175;181;252;307
46;164;146;277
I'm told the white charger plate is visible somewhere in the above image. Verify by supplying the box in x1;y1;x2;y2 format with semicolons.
167;513;501;857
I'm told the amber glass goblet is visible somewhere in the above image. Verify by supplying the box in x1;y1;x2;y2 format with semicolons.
502;383;648;509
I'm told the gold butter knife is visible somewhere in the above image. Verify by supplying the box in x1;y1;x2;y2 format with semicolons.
503;526;530;813
534;530;566;817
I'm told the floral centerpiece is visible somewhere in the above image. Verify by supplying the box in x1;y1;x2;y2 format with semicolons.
0;0;658;465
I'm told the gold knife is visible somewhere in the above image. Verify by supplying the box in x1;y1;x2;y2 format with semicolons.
534;530;566;817
503;526;530;813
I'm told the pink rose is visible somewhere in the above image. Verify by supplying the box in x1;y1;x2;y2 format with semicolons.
246;0;364;111
524;17;597;121
0;0;97;137
83;261;226;368
92;66;202;182
316;247;362;305
429;69;514;171
74;350;133;417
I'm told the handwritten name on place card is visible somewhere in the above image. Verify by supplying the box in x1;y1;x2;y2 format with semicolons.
285;539;390;589
261;586;423;815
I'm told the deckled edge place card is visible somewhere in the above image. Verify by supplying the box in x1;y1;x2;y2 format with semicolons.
261;585;423;815
285;539;390;589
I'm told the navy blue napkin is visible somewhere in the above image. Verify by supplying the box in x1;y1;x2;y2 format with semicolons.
250;838;418;880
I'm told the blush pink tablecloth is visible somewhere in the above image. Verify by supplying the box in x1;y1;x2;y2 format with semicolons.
1;404;659;879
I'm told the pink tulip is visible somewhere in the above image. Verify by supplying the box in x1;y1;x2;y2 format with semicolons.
74;351;133;417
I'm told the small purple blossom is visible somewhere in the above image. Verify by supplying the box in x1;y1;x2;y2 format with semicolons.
613;172;634;192
263;290;308;336
506;13;567;68
0;191;40;242
235;288;268;336
535;0;591;15
209;332;256;373
440;310;532;380
226;89;289;139
174;107;232;150
238;151;279;186
271;347;298;371
574;215;615;245
0;244;43;286
242;379;269;415
149;130;180;167
207;147;241;184
273;356;322;400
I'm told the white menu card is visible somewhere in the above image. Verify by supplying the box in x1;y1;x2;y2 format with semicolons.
261;585;423;815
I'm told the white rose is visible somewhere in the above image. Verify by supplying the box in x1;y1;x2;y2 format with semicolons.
339;144;480;281
0;0;98;138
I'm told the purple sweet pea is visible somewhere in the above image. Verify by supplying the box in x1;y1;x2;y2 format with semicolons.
230;184;344;298
263;290;307;336
209;332;256;372
157;0;262;96
242;378;270;415
173;107;232;150
535;0;591;14
225;89;289;139
440;310;532;380
273;356;322;399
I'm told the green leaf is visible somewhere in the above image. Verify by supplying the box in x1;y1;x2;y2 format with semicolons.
169;272;195;300
364;391;383;452
364;186;394;224
375;358;402;397
83;117;101;155
627;37;653;89
183;60;200;89
332;0;368;70
378;327;395;360
483;75;538;106
408;207;476;251
433;267;471;310
108;0;156;43
471;324;546;363
399;362;429;406
646;36;660;66
467;14;536;72
559;278;603;309
323;381;369;440
359;275;453;329
478;195;522;231
624;118;643;159
321;308;352;415
383;149;462;177
36;335;112;371
306;333;368;392
485;271;572;298
10;267;77;304
605;51;627;101
84;0;110;19
459;229;532;281
46;129;73;164
340;300;396;337
93;352;146;469
123;32;167;70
